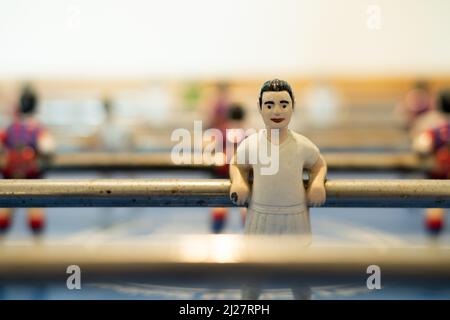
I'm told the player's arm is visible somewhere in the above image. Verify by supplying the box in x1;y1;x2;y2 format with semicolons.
413;124;450;156
412;131;434;155
229;154;251;206
37;130;56;155
306;154;327;207
36;130;55;172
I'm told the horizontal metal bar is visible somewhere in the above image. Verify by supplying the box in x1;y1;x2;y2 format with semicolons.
0;179;449;207
49;152;213;171
323;152;432;172
1;237;449;286
0;152;433;172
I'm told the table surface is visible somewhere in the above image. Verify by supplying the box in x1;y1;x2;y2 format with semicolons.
0;169;449;300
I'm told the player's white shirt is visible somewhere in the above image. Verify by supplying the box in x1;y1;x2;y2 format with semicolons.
236;129;320;214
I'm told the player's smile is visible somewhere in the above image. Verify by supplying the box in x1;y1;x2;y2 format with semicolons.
270;118;284;123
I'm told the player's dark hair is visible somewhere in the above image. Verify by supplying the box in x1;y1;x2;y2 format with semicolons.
438;90;450;114
103;97;113;116
19;85;38;114
258;79;294;109
228;103;245;121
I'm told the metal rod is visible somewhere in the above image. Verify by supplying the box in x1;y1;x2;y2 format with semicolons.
323;152;432;172
1;237;449;286
0;152;433;172
0;179;449;207
50;152;213;171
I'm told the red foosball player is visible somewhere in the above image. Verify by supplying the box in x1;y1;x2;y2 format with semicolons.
413;90;450;236
210;104;247;233
0;85;55;234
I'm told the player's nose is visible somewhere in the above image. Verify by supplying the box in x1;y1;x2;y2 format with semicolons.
273;104;283;114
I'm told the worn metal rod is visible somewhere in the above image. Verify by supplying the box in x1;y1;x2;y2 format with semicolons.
0;152;433;172
1;237;449;286
323;152;432;172
0;179;449;207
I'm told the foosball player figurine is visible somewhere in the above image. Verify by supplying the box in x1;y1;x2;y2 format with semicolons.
0;85;55;234
229;79;327;299
413;90;450;236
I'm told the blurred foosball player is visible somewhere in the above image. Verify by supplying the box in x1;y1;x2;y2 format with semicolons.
413;90;450;236
397;81;434;131
209;82;231;131
0;85;55;234
398;81;448;140
210;104;247;233
95;97;132;152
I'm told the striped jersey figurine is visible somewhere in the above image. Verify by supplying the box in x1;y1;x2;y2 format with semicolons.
229;79;327;299
412;90;450;236
0;85;55;234
210;103;248;233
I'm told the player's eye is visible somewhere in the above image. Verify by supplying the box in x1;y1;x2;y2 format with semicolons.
267;105;272;109
282;105;287;109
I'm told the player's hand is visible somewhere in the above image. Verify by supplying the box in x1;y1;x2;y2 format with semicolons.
229;181;250;206
412;132;433;156
307;183;326;207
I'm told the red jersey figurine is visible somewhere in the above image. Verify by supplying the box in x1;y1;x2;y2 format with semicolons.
210;103;247;233
413;90;450;236
0;85;55;234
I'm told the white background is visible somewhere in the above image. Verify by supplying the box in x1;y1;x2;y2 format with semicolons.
0;0;449;78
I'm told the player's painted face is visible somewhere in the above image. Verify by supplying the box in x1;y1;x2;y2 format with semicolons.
259;91;293;129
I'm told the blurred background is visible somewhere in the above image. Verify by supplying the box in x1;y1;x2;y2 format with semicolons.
0;0;449;152
1;0;450;300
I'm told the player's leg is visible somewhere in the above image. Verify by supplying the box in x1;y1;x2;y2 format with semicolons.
211;208;228;233
240;208;247;228
241;282;262;300
0;208;13;232
27;208;45;233
292;286;312;300
425;208;445;236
